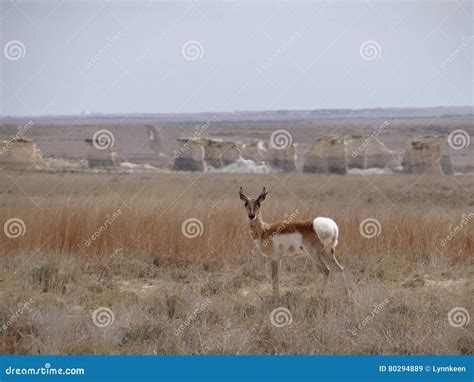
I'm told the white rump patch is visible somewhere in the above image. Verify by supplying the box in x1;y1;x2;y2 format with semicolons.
313;217;339;248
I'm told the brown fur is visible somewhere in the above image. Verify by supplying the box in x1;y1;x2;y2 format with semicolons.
239;187;346;298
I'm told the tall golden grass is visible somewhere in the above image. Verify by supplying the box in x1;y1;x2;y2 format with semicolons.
1;172;472;260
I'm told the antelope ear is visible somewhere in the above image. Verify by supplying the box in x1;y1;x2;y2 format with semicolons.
239;186;248;202
257;187;267;203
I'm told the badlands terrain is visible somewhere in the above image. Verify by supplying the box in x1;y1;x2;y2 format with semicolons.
0;106;473;171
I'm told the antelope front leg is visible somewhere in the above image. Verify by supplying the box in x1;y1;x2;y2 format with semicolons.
270;259;280;299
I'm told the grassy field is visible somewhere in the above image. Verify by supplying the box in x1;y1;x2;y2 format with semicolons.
0;170;472;354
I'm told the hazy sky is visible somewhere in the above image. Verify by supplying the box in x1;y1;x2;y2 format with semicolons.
1;0;472;116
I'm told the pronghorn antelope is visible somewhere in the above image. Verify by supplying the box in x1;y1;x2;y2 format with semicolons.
239;186;348;298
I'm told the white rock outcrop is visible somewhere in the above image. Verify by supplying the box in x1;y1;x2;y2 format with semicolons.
303;136;347;174
401;135;445;175
346;134;399;169
241;140;268;164
0;138;45;169
266;144;297;171
173;138;206;171
221;141;243;166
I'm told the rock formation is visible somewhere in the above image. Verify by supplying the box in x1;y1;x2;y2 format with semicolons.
172;138;206;171
0;138;45;169
266;144;297;171
241;140;268;164
303;136;347;174
221;141;243;165
401;135;445;175
426;135;453;175
346;135;399;169
201;138;224;169
345;135;366;169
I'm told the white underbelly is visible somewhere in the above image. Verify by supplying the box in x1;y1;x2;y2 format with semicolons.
272;233;304;258
253;233;307;260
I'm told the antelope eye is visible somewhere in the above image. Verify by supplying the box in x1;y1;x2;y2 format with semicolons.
244;202;248;207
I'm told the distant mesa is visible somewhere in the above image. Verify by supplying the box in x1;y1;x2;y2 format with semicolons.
267;143;297;172
203;138;224;169
172;137;297;172
240;140;268;165
402;135;453;175
345;135;399;170
0;130;458;176
172;133;459;175
221;140;243;166
303;136;347;174
172;138;206;172
0;138;45;170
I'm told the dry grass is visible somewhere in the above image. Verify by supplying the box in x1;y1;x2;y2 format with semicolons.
0;170;473;354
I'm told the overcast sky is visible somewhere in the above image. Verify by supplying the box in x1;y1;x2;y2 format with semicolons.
1;0;472;116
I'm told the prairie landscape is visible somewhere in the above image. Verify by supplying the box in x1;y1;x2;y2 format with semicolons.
1;0;473;359
0;168;472;355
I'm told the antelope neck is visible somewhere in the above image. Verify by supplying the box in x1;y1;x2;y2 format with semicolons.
249;215;266;239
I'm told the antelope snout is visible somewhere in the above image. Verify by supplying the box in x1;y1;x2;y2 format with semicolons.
248;214;255;220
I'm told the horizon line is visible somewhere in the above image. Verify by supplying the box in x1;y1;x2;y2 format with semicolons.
1;104;473;121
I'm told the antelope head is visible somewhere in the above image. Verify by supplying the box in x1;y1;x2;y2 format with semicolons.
239;186;267;221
